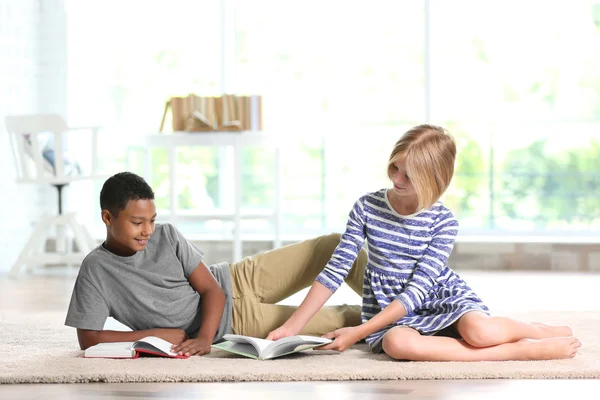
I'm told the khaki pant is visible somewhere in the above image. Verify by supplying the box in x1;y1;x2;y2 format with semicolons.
229;233;368;338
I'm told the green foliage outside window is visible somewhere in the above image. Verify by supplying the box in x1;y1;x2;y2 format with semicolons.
500;139;600;229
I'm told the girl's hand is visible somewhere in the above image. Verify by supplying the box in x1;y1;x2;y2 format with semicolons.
266;325;297;341
171;337;212;356
318;327;362;352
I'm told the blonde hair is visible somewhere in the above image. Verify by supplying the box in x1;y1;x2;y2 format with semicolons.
387;124;456;210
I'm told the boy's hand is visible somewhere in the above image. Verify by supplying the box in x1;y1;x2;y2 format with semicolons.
171;337;212;356
151;328;188;345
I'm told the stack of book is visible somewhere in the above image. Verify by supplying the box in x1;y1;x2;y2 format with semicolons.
161;94;263;132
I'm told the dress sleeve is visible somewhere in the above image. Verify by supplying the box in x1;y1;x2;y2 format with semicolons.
395;209;458;314
316;196;367;291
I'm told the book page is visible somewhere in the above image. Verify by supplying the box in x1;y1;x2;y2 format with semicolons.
265;335;332;359
295;335;333;344
211;341;260;359
133;336;178;356
83;342;135;358
223;334;272;355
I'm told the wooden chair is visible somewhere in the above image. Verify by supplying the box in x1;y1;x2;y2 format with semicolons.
5;114;106;277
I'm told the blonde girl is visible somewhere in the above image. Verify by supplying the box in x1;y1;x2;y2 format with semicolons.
267;124;580;361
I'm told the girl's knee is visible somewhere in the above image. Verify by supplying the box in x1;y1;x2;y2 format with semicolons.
382;328;421;360
457;314;499;347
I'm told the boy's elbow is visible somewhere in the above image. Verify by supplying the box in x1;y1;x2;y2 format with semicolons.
210;283;226;300
210;286;226;309
77;329;100;350
212;286;226;306
79;339;95;350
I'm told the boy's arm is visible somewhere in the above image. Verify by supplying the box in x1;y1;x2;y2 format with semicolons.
77;327;188;350
171;261;226;356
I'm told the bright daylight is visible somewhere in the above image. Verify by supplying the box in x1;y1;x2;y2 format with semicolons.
1;0;599;399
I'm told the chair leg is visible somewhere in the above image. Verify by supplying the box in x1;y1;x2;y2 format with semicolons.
9;216;53;278
65;214;93;256
9;213;97;278
80;218;99;251
55;223;67;254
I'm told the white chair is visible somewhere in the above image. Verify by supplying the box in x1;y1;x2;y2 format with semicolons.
5;114;106;277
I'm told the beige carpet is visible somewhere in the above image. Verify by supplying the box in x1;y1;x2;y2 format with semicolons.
0;310;598;383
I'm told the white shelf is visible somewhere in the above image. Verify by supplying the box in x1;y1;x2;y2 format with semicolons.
157;209;277;221
144;131;283;261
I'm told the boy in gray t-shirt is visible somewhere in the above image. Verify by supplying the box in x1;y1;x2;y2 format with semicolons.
66;172;367;356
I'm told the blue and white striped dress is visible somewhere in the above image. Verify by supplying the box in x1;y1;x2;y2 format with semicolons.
316;189;489;352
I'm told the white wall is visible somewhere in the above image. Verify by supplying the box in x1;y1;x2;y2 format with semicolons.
0;0;67;275
38;0;67;115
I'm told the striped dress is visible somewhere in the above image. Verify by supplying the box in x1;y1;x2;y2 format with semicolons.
316;189;489;352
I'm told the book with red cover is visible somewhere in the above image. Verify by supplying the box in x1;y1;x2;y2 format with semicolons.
83;336;189;359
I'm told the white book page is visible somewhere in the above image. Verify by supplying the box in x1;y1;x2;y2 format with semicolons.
84;342;135;358
266;336;331;358
223;334;272;355
269;335;331;351
133;336;178;356
295;335;332;344
212;341;260;359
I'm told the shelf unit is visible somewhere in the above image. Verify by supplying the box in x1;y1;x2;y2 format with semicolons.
144;131;282;261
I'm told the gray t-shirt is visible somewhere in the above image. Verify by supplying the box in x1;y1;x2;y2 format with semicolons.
64;223;233;342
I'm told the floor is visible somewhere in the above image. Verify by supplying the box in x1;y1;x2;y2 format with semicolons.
1;269;600;399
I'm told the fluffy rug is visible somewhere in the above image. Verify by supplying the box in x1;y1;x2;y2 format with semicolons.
0;310;598;383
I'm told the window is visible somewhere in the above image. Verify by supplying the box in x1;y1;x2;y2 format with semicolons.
430;0;600;234
65;0;223;234
235;0;425;232
65;0;600;238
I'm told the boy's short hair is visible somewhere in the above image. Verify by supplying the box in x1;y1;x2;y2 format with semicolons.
100;172;155;217
387;124;456;210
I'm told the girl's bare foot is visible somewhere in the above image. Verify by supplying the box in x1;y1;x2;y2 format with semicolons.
531;322;573;338
519;337;581;360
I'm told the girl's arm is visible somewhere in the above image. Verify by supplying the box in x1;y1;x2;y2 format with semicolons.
320;300;407;351
321;209;458;352
267;197;368;340
395;211;458;315
266;281;334;339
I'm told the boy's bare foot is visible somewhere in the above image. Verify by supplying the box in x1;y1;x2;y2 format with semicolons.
531;322;573;338
519;337;581;360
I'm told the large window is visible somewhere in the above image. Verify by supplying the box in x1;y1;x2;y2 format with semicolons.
65;0;223;235
430;0;600;234
65;0;600;238
234;0;425;233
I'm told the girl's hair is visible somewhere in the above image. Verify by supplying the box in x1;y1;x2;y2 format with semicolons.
387;124;456;210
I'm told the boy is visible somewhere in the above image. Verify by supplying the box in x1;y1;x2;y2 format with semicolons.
65;172;366;356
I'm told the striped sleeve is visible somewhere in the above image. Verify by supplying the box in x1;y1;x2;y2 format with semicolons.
316;196;367;291
395;209;458;314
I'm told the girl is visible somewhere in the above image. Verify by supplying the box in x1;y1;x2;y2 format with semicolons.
267;124;581;361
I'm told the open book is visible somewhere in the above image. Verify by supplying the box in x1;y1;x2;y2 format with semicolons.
211;334;332;360
83;336;189;359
